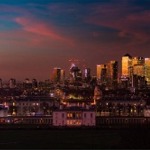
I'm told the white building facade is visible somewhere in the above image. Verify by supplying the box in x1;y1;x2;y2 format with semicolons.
52;86;96;127
53;109;95;126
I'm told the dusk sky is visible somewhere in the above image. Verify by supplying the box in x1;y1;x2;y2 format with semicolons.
0;0;150;81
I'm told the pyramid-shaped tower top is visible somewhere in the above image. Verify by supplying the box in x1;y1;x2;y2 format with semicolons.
123;53;132;58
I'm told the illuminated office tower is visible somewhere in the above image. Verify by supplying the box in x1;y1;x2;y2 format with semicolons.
52;68;61;83
132;57;138;66
130;56;145;88
145;58;150;86
101;67;107;84
83;68;91;80
96;65;101;80
96;64;106;80
107;60;118;88
138;57;144;65
132;56;144;77
60;69;65;82
133;64;145;77
132;61;145;89
83;67;91;83
132;57;144;66
132;64;145;89
70;63;81;81
122;54;132;77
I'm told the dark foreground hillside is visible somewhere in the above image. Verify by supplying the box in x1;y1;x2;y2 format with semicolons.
0;128;149;149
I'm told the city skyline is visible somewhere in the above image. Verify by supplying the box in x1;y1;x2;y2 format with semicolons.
0;0;150;80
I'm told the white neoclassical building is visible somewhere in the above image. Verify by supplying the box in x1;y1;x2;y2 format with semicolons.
53;100;96;127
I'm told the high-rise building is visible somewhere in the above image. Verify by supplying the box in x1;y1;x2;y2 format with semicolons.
107;60;118;88
122;54;147;88
60;69;65;82
52;68;61;83
138;57;144;65
133;64;145;77
70;63;81;81
83;68;91;80
96;65;101;80
132;57;144;66
100;67;107;84
145;58;150;86
132;75;146;89
132;57;138;66
51;68;65;83
96;64;106;80
122;54;132;78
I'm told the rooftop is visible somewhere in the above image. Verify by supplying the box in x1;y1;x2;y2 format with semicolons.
123;53;132;58
54;106;95;111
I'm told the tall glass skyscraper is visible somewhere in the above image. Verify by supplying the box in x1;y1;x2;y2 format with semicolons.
145;58;150;86
121;54;132;77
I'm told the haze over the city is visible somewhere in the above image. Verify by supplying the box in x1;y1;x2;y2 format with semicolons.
0;0;150;80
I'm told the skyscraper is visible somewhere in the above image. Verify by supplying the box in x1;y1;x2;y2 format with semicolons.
122;54;147;88
122;54;132;78
132;57;144;66
132;57;138;66
133;64;145;77
96;64;106;80
70;63;81;81
52;68;61;83
60;69;65;82
145;58;150;86
107;60;118;88
83;68;91;80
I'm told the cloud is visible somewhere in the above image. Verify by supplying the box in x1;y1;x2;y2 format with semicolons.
86;2;150;47
15;17;74;46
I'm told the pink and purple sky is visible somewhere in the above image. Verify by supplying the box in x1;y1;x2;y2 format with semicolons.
0;0;150;81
